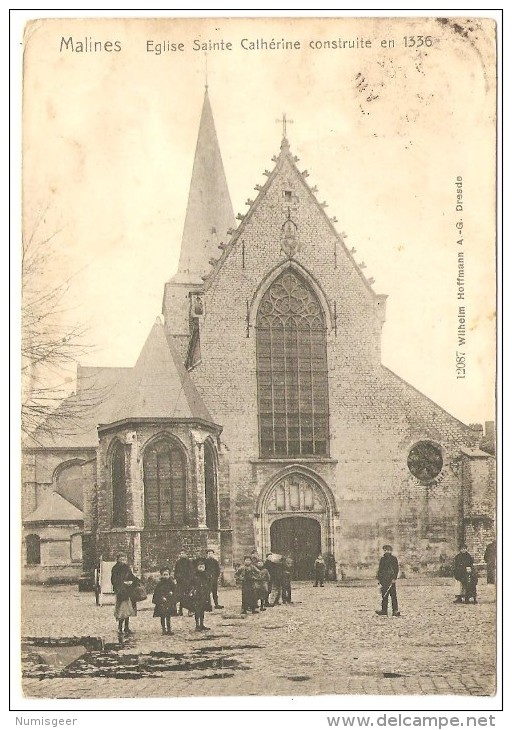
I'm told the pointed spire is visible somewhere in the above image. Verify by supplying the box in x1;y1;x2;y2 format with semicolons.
176;89;235;280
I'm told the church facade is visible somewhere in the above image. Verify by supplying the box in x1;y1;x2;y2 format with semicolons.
22;90;495;582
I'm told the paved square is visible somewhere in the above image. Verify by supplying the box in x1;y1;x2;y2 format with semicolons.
20;580;496;699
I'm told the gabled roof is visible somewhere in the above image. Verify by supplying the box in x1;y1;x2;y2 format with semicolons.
200;135;382;300
100;318;213;424
460;447;494;459
176;88;235;280
23;368;131;449
24;491;84;524
25;320;214;450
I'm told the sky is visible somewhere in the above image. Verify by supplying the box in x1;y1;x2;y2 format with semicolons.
21;15;497;425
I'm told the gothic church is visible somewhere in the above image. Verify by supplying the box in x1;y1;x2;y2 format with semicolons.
22;90;495;583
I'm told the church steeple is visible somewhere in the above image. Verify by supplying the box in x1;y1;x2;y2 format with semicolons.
176;88;235;280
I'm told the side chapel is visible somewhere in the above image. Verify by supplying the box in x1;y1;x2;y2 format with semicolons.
22;89;495;582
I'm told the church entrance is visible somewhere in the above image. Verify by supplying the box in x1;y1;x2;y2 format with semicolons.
270;517;321;580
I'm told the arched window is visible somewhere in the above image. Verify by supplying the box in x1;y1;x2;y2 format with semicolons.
204;442;218;530
111;442;127;527
143;440;186;526
26;534;41;565
256;270;329;457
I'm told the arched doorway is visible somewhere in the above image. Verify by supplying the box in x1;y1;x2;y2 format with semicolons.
270;517;321;579
255;467;338;575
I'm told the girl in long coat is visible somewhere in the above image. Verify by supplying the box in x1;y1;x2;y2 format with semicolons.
152;567;177;634
185;560;212;631
111;554;137;635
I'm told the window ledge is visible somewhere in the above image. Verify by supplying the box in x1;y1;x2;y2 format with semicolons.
250;457;337;464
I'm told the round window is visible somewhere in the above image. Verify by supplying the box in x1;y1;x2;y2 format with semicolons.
407;441;443;482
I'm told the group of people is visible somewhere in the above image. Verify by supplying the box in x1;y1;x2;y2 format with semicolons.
111;540;497;635
374;541;497;617
111;548;224;635
234;551;293;613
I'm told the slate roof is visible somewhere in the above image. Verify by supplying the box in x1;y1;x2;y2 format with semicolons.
102;319;213;425
460;447;494;458
24;491;84;524
176;88;235;279
24;320;214;450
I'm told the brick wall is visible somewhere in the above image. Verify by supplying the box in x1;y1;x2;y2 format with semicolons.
165;147;481;575
141;528;208;572
461;452;496;564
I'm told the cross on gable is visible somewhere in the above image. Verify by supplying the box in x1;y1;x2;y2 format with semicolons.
276;112;294;138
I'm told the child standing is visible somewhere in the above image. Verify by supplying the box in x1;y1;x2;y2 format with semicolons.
188;559;213;631
314;554;326;587
111;553;137;636
282;556;293;604
463;565;478;603
234;556;260;614
254;559;270;611
152;567;176;635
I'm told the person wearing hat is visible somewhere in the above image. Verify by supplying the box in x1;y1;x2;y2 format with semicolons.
187;559;213;631
453;545;474;603
204;548;224;609
376;545;400;617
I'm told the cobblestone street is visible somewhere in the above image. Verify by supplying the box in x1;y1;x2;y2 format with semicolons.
20;580;496;699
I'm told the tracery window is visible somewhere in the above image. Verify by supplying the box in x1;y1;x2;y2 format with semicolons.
143;440;186;526
111;442;127;527
407;441;443;483
256;270;329;457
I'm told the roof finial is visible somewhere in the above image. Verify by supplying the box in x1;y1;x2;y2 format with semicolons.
204;52;208;91
276;112;293;141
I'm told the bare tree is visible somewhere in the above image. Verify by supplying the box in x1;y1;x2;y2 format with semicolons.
21;213;102;440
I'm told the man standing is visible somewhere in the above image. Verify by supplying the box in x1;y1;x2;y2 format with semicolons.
204;548;224;609
484;540;496;585
375;545;400;617
314;554;326;587
453;545;474;602
263;552;276;606
174;549;194;616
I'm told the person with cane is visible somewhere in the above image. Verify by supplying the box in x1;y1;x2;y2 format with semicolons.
375;545;401;617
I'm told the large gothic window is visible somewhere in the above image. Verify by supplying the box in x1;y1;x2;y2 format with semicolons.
143;440;186;526
111;442;127;527
204;441;218;530
256;270;329;457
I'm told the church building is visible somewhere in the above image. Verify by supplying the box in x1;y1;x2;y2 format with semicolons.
22;89;495;582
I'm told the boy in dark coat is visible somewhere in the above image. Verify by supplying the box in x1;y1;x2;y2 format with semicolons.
235;556;260;614
454;546;474;603
174;549;194;616
205;549;224;609
314;554;326;587
152;567;176;634
376;545;400;617
462;565;478;603
188;560;212;631
282;557;293;604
